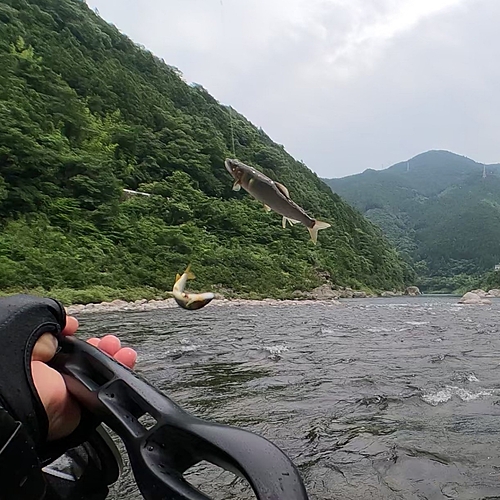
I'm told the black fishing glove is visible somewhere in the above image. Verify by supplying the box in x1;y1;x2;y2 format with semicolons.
0;294;111;500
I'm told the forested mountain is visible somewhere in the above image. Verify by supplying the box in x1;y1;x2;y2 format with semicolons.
324;150;500;291
0;0;410;303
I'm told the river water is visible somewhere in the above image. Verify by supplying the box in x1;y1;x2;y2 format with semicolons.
76;296;500;500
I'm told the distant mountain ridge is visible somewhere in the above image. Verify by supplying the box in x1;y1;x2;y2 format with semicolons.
324;150;500;288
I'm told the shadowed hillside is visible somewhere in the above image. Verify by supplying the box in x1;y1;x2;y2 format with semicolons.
324;150;500;291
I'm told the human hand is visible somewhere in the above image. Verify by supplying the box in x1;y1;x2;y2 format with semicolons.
31;316;137;441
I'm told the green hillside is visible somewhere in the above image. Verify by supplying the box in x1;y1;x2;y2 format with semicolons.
0;0;410;303
324;150;500;291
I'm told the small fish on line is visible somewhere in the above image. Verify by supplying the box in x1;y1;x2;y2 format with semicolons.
224;158;331;244
172;265;214;311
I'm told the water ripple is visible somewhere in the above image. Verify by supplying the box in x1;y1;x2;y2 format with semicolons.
75;296;500;499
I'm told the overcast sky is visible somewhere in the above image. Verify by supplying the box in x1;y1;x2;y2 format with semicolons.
86;0;500;178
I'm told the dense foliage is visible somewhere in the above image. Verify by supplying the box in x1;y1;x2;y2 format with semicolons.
482;270;500;291
0;0;410;303
324;151;500;292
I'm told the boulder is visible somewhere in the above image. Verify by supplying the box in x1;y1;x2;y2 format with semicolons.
458;292;491;305
110;299;129;306
404;286;421;296
381;291;397;297
308;284;340;300
352;291;367;298
66;304;85;315
487;288;500;298
338;287;354;298
470;289;488;297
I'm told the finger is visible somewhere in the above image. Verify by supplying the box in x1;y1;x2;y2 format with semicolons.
33;316;80;362
87;337;137;368
32;361;81;441
87;337;100;347
62;316;79;336
97;335;121;356
114;347;137;368
32;333;58;362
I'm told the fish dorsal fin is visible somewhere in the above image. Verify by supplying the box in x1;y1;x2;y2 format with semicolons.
275;182;290;198
175;273;181;282
263;204;271;212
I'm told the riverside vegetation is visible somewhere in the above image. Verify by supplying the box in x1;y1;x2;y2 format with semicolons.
0;0;412;305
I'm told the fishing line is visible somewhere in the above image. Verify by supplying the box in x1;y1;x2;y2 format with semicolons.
219;0;236;157
228;106;236;156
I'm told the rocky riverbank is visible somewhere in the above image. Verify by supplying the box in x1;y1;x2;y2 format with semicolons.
65;297;345;315
63;286;500;315
293;284;419;301
65;285;422;315
458;288;500;305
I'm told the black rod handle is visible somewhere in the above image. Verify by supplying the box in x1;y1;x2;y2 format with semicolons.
51;337;309;500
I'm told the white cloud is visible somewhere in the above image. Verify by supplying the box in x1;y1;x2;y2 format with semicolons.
86;0;499;177
319;0;468;77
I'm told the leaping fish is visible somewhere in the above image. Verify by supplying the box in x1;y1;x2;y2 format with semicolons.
224;158;331;244
172;265;215;310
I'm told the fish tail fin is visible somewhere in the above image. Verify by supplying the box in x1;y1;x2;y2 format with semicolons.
307;220;331;244
184;264;196;280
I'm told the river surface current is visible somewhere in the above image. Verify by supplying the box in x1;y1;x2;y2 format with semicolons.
77;296;500;499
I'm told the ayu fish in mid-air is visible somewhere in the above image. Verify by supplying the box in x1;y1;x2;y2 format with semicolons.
172;265;215;310
224;158;331;244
